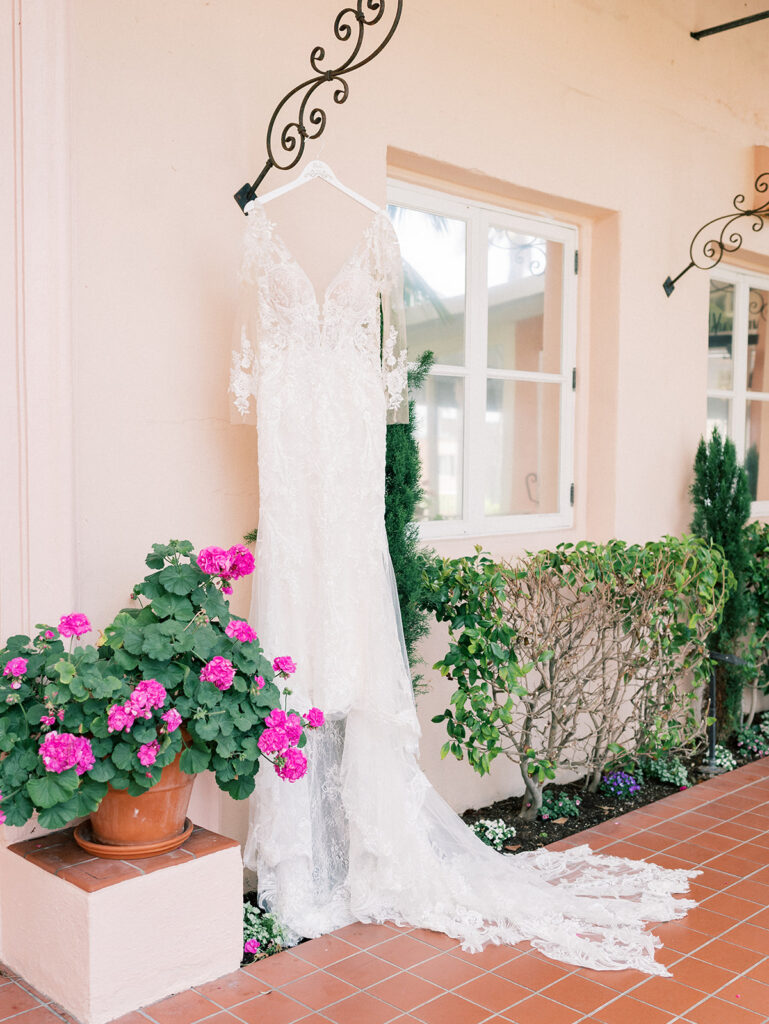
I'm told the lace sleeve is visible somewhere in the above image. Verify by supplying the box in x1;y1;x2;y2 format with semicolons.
380;217;409;427
228;225;260;425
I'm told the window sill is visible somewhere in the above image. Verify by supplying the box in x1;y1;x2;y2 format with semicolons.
418;511;574;542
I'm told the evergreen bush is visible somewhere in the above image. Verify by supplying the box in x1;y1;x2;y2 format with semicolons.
690;428;752;735
384;350;435;688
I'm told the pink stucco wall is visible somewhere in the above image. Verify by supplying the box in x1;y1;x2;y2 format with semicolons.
4;0;769;830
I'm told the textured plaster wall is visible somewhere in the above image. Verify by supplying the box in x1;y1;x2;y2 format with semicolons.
4;0;769;833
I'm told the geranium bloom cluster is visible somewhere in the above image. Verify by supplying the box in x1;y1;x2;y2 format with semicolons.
272;656;296;676
243;938;260;955
138;740;160;766
197;545;255;594
161;708;182;733
3;657;27;678
257;707;325;783
200;656;235;691
225;619;257;643
39;732;95;775
107;678;168;733
58;613;92;638
0;790;4;826
3;657;26;690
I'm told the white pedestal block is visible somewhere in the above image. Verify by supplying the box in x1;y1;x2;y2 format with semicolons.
0;826;242;1024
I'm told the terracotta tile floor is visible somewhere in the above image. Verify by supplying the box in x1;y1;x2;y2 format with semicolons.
3;760;769;1024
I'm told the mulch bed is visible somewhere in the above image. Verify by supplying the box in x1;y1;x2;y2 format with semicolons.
461;742;754;853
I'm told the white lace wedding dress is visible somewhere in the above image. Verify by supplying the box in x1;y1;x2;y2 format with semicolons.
230;199;698;976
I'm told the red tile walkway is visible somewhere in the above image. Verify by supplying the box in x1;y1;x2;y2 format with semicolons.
2;760;769;1023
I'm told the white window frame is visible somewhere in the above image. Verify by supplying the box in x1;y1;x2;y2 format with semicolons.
707;264;769;518
387;179;578;540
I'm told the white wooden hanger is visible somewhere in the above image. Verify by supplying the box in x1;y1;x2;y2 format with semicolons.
253;159;380;213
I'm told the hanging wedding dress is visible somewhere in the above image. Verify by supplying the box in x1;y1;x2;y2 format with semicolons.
230;198;698;977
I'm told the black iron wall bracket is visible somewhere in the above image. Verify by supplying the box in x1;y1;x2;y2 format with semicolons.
663;174;769;296
234;0;404;212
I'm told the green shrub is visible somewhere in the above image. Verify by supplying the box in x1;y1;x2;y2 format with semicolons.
690;429;752;735
424;537;732;818
540;790;581;820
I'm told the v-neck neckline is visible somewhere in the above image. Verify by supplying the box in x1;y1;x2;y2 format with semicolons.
247;201;385;312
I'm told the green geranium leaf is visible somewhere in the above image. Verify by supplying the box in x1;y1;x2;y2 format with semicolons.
241;736;261;760
158;564;200;596
130;719;158;744
190;625;219;661
112;649;139;672
54;659;76;685
112;742;136;772
26;768;79;809
122;623;146;656
180;745;210;774
218;773;256;800
37;796;81;830
1;790;34;826
142;627;174;661
110;772;131;790
151;593;194;620
193;718;219;742
88;759;116;783
73;778;108;815
202;589;229;623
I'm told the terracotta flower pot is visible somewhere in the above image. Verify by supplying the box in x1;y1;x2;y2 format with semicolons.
73;739;196;859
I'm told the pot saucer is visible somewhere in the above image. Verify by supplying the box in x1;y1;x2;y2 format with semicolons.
73;817;194;859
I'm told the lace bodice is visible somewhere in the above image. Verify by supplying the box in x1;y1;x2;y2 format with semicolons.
229;202;408;426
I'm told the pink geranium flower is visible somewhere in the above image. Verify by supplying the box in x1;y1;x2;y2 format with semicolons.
44;630;55;640
137;740;160;766
225;619;257;643
128;678;167;717
306;708;325;729
58;614;92;638
3;657;28;678
39;733;95;775
161;708;182;733
284;713;303;745
39;715;56;727
272;656;296;676
265;709;287;729
274;747;307;782
243;938;260;955
200;656;235;691
254;675;265;690
107;703;136;733
257;727;290;755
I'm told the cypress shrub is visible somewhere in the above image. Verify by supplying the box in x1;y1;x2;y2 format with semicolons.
690;427;752;734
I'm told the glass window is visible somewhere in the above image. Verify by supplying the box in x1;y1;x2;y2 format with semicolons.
707;269;769;512
389;184;577;536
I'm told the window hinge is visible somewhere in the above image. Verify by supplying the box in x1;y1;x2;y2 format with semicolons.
571;367;577;390
574;249;579;274
570;482;575;506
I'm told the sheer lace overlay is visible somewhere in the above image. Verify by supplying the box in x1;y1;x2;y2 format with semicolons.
232;201;698;977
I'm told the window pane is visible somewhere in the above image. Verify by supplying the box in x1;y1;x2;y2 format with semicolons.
745;400;769;501
387;204;466;366
487;228;563;373
747;287;769;393
706;396;730;438
485;379;561;515
708;279;734;390
413;375;464;520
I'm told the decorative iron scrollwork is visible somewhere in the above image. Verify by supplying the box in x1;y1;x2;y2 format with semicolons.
663;173;769;296
234;0;403;212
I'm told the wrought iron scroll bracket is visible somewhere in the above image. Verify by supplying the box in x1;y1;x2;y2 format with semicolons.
663;173;769;296
234;0;403;213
